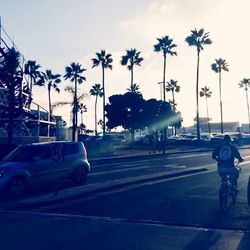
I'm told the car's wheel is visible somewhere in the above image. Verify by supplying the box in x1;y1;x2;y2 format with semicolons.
72;167;88;185
8;176;28;196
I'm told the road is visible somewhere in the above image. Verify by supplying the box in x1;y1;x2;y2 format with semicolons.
1;148;250;249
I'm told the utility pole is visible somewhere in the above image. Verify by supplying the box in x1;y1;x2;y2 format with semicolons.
157;82;163;101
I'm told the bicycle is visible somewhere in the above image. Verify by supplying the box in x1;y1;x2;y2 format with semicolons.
219;163;241;212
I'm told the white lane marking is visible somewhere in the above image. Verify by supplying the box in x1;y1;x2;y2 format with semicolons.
90;164;185;176
92;153;211;168
33;168;216;212
168;153;210;159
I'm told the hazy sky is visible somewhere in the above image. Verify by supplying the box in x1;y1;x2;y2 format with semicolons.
1;0;250;130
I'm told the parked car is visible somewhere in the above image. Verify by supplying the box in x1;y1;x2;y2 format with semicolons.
0;141;90;195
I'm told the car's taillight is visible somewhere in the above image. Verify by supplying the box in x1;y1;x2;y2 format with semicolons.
82;144;87;158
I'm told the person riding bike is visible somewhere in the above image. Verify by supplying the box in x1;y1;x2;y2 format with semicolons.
212;134;244;191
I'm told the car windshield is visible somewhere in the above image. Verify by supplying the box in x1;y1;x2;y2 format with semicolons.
2;145;50;162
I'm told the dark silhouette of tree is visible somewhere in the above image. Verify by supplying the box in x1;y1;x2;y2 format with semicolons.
185;28;212;140
121;48;143;90
239;78;250;133
126;83;141;94
78;103;87;126
166;79;180;135
90;83;103;135
52;86;88;120
35;69;61;115
211;58;229;134
166;79;180;111
200;86;212;134
64;62;86;141
154;36;177;150
92;50;113;139
106;92;144;141
0;47;23;144
153;36;177;103
105;92;182;142
79;123;86;134
24;60;41;95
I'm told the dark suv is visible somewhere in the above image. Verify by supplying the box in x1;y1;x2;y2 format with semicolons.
0;141;90;195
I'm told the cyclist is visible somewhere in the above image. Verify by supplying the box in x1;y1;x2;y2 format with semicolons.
212;134;244;190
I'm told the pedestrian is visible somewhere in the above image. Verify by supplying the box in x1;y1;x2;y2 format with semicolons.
148;133;156;154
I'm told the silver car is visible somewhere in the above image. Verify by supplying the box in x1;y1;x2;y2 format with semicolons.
0;141;90;195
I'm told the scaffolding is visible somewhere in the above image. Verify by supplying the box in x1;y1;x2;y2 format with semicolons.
0;18;56;144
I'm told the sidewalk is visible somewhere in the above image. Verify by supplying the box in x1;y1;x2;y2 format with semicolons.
88;144;213;164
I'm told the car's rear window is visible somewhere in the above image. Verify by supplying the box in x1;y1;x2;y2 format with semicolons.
63;144;78;155
3;145;50;162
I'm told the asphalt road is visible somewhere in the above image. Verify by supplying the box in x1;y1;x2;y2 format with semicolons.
2;148;250;249
36;149;250;232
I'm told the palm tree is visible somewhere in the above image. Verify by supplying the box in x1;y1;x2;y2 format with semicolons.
78;103;87;126
121;48;143;89
239;78;250;133
126;83;141;94
166;79;180;135
153;36;177;103
154;36;177;150
211;58;229;134
185;28;212;140
90;83;103;135
92;50;113;139
64;63;86;141
24;60;41;95
165;79;180;111
35;69;61;115
200;86;212;134
52;86;87;111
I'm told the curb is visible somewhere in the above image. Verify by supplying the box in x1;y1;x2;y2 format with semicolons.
89;149;213;165
19;167;208;210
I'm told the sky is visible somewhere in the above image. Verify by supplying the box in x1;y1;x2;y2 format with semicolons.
1;0;250;131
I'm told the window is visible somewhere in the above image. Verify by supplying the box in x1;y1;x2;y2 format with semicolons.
64;144;78;156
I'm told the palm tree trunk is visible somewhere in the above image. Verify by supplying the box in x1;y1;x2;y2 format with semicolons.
102;66;106;139
206;96;211;134
245;89;250;133
72;78;77;141
48;88;52;115
172;90;175;110
131;65;134;90
80;111;83;124
48;87;51;137
172;89;175;135
219;71;223;134
163;54;166;103
95;96;98;136
196;50;201;141
162;53;167;154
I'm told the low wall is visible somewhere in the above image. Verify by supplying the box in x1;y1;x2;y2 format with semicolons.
84;140;114;157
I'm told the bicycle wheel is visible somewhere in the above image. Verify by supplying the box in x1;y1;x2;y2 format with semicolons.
219;185;228;212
